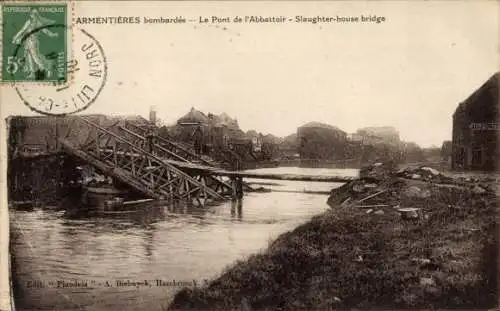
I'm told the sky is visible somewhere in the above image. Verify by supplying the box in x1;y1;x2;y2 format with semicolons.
1;1;498;148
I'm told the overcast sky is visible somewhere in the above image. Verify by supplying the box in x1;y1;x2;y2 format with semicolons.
2;1;498;147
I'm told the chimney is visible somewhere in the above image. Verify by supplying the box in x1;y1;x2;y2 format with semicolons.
149;106;157;125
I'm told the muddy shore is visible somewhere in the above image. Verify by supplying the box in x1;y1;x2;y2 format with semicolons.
167;165;497;310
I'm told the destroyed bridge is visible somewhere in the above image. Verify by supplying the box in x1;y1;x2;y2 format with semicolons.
17;116;356;205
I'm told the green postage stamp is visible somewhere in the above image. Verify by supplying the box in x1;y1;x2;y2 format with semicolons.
2;3;67;82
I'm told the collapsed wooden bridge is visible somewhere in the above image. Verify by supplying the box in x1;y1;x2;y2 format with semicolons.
57;116;355;204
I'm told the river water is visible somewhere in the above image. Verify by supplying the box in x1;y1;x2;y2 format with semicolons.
10;167;358;311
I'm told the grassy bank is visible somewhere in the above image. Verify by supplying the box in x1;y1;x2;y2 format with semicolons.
168;174;497;310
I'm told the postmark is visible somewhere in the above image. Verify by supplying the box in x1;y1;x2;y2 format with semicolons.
2;3;68;82
13;26;107;115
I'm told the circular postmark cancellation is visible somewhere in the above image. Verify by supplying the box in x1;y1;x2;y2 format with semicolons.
11;25;107;115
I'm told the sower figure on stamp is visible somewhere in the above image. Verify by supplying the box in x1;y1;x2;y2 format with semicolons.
12;9;59;79
192;125;203;155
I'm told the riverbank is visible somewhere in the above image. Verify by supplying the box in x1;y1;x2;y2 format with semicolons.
168;166;497;310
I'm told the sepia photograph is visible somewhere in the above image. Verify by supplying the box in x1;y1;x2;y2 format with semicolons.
1;1;499;310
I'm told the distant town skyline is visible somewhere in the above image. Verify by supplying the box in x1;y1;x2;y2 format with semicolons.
153;107;444;148
1;1;498;148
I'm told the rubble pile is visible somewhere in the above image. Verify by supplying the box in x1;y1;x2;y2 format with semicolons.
394;166;454;183
328;162;495;219
359;161;396;180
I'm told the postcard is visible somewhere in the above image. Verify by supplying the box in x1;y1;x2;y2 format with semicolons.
0;1;498;310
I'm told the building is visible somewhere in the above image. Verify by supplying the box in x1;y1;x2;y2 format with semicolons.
400;141;425;164
452;72;499;171
173;108;212;145
297;122;347;160
347;133;363;143
356;126;400;146
7;114;151;157
277;133;299;159
246;130;263;152
440;140;452;164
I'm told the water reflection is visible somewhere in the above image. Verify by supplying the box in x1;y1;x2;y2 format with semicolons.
231;199;243;221
62;207;166;230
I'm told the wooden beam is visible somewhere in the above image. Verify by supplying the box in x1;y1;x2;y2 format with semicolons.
212;171;355;183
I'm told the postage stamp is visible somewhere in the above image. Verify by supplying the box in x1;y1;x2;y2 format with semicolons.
2;3;67;82
1;1;107;115
13;27;107;115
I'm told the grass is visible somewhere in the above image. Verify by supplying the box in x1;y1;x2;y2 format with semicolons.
167;178;497;311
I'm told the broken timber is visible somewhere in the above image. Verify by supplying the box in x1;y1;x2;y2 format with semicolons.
59;117;226;202
122;122;214;166
117;124;234;195
116;123;355;183
55;116;355;205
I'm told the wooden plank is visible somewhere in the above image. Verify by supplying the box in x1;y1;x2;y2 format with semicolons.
212;170;355;183
123;199;154;205
164;158;354;182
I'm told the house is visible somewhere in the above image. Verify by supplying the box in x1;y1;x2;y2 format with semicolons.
297;122;347;160
440;140;452;163
172;108;257;164
347;133;363;143
277;133;299;159
452;72;499;171
7;114;151;157
9;114;105;155
174;108;212;144
246;130;263;152
400;141;425;164
177;107;210;125
356;126;400;146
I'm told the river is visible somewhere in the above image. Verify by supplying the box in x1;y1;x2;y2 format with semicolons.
10;167;359;311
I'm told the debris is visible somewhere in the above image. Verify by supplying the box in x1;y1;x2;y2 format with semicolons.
355;204;390;208
365;209;373;214
394;166;455;183
364;183;378;189
398;207;421;220
359;161;396;180
411;257;431;265
403;186;431;199
241;297;251;311
419;277;435;286
374;210;385;215
420;167;440;175
357;189;388;203
464;228;480;232
352;184;365;192
471;185;487;194
341;197;352;206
